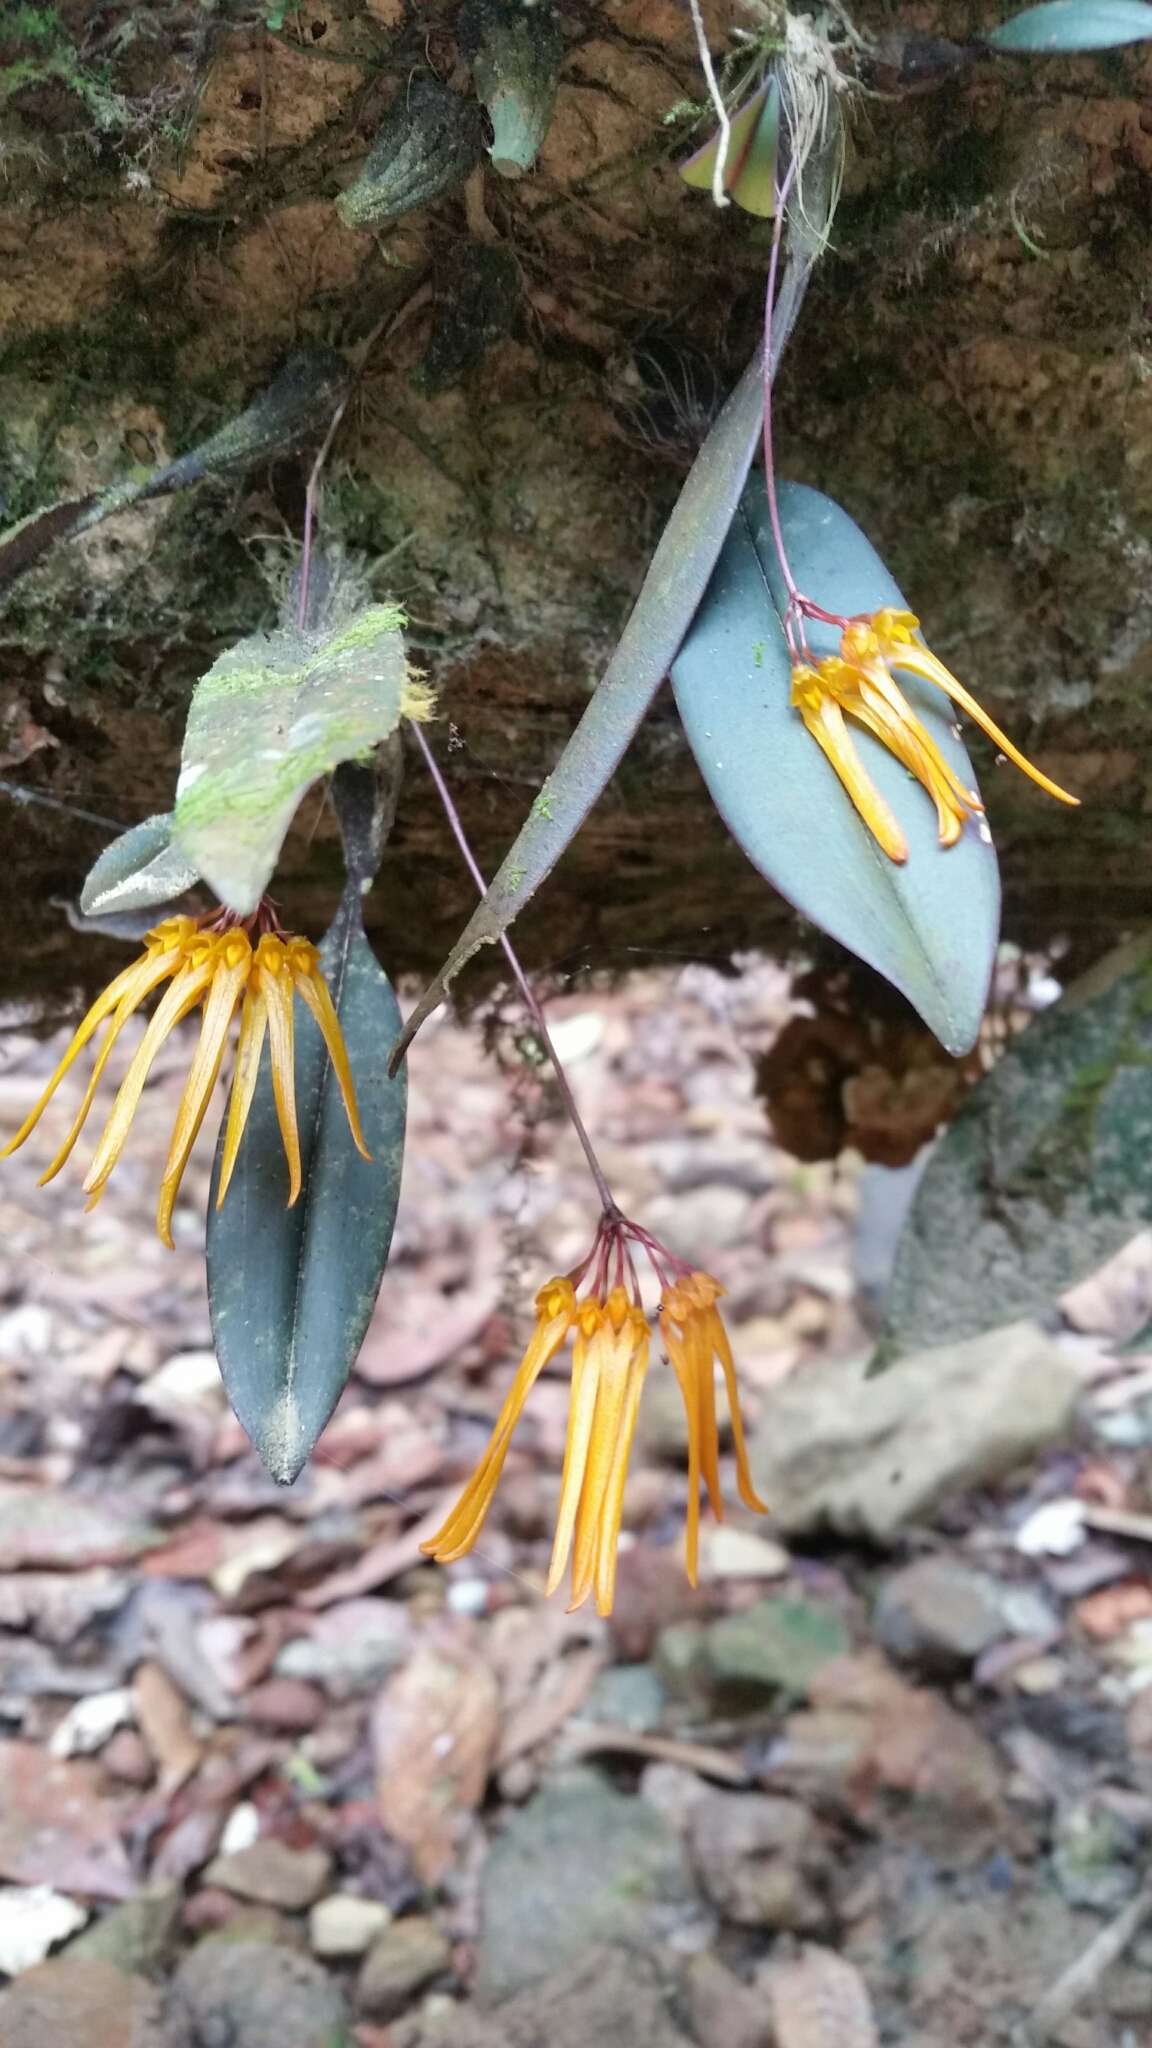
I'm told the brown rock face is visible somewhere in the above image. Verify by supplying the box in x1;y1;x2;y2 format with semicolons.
2;6;1150;1019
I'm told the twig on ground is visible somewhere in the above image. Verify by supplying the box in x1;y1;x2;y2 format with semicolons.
1025;1881;1152;2042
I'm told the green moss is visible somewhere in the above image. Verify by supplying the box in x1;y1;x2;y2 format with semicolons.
317;605;406;660
1;6;130;132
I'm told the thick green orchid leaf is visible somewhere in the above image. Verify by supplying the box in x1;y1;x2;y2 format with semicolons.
329;745;403;893
389;279;815;1071
0;350;349;599
207;887;407;1482
680;77;781;217
114;347;350;508
880;933;1152;1362
80;812;201;919
172;590;410;916
336;74;485;228
461;0;566;179
988;0;1152;49
671;479;999;1055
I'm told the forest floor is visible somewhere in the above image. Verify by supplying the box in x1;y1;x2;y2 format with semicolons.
2;957;1152;2046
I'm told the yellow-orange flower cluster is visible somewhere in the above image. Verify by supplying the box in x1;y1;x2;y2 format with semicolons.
2;912;367;1246
422;1237;765;1616
792;607;1078;862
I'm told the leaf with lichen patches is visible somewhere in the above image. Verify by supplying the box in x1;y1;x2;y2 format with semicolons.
81;813;201;920
172;603;413;915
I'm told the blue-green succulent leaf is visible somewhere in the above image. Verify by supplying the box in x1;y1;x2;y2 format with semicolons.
207;890;406;1483
671;479;1000;1056
988;0;1152;50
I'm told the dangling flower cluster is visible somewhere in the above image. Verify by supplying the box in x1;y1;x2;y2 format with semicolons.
789;606;1079;863
2;907;368;1247
422;1211;765;1616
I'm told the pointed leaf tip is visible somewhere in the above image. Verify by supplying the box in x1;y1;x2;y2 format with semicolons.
680;78;781;216
208;892;406;1479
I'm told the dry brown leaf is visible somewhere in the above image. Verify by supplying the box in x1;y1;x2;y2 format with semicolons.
354;1279;501;1386
1074;1578;1152;1640
300;1497;454;1609
497;1645;605;1768
373;1627;500;1882
0;1741;133;1899
768;1945;878;2048
133;1660;203;1795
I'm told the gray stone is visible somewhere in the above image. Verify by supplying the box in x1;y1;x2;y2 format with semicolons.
583;1663;667;1733
642;1185;754;1260
275;1598;412;1698
682;1952;772;2048
753;1322;1081;1541
309;1892;392;1960
635;1374;692;1460
477;1769;692;2001
192;1907;306;1951
652;1622;708;1700
408;1946;693;2048
704;1597;850;1700
687;1790;827;1929
1052;1796;1141;1912
873;1558;1010;1673
70;1885;181;1976
0;1958;164;2048
639;1762;710;1833
356;1916;451;2020
165;1941;347;2048
203;1841;332;1912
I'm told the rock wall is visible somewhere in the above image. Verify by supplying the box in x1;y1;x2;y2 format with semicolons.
2;0;1150;1014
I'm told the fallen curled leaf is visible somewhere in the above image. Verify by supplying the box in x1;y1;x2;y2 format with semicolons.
1073;1579;1152;1640
373;1629;500;1882
769;1945;879;2048
354;1279;502;1386
299;1496;456;1609
133;1661;203;1796
497;1646;605;1769
0;1741;133;1900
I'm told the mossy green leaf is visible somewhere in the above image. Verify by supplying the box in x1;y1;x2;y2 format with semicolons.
80;812;201;919
172;599;409;915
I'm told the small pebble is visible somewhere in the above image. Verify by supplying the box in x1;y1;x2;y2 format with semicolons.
309;1894;393;1960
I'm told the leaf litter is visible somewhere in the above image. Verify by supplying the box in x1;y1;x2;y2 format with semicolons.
0;958;1151;2042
